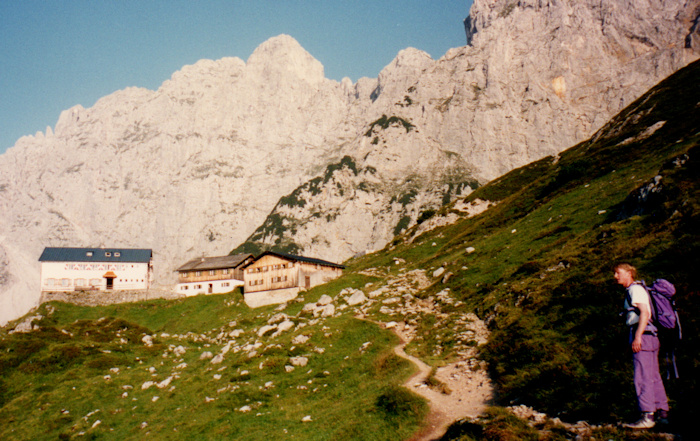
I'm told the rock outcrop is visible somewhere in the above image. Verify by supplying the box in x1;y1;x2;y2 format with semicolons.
234;0;700;260
1;1;699;325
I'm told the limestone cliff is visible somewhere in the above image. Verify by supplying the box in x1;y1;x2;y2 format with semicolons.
1;1;698;325
236;0;700;261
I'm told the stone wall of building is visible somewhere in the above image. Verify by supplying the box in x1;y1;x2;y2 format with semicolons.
39;288;186;308
244;287;300;308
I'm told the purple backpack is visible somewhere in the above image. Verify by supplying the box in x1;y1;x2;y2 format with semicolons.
643;279;680;331
642;279;682;379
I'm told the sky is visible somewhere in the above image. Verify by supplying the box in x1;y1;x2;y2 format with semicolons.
0;0;473;155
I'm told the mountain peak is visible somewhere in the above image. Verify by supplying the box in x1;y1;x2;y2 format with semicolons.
246;34;325;84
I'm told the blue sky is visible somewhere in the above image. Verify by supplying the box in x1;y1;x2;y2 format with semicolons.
0;1;472;154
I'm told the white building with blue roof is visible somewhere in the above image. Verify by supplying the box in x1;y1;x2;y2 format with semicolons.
38;247;153;292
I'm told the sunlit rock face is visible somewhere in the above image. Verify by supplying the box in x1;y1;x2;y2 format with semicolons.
232;0;700;267
1;1;698;325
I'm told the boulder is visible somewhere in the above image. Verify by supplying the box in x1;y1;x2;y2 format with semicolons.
268;313;288;325
290;356;308;367
317;294;333;306
346;290;367;306
157;377;173;389
368;287;389;298
292;334;310;345
258;325;277;337
302;303;318;313
320;304;335;317
229;329;244;338
272;320;295;337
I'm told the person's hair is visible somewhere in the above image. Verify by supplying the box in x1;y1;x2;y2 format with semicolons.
614;262;637;280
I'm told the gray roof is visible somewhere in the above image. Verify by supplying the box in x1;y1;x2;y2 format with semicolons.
39;247;152;263
247;251;345;269
176;254;253;272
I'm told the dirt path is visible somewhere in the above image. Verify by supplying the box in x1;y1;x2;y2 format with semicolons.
389;324;494;441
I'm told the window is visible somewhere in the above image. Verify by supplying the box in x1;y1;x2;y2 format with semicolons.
223;269;229;275
75;278;86;287
195;271;201;277
114;252;121;257
46;278;55;287
61;278;71;287
90;278;101;286
209;270;216;276
222;282;229;287
86;251;93;257
105;252;111;257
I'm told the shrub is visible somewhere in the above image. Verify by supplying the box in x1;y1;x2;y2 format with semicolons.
364;115;415;136
482;407;541;441
425;368;451;394
375;385;427;422
371;352;408;379
394;216;411;236
416;209;436;225
86;353;127;370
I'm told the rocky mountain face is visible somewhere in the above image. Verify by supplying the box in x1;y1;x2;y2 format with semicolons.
234;0;700;259
1;0;698;325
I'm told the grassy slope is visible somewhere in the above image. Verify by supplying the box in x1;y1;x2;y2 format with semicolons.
2;60;698;440
0;288;425;440
346;59;700;432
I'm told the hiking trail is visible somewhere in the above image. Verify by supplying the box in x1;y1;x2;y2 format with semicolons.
389;321;493;441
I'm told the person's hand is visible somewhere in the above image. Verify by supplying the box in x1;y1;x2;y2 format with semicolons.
631;336;642;353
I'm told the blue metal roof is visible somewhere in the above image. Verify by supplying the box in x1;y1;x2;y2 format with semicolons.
39;247;152;263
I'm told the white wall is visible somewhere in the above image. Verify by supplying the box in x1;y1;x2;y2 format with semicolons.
40;261;151;291
175;278;244;296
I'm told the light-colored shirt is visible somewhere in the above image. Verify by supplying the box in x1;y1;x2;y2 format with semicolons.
625;283;651;327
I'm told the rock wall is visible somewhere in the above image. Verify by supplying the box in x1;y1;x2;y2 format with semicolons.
39;289;186;308
236;0;700;260
1;0;699;325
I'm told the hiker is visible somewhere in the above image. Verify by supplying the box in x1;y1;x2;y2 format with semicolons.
614;263;669;429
